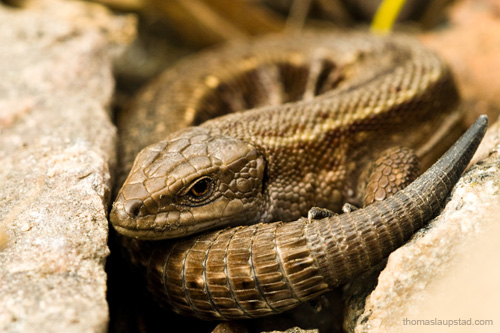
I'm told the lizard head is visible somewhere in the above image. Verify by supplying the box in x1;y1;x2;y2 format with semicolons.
110;127;266;240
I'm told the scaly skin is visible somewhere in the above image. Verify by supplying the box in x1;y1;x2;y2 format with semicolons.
111;33;464;239
109;33;484;319
119;116;487;320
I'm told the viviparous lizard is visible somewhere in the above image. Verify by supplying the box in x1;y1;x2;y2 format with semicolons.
110;33;486;320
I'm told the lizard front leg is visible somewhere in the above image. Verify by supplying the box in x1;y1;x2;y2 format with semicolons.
310;147;420;221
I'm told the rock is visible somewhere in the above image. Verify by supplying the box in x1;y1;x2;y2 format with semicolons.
0;1;135;332
344;118;500;332
212;321;249;333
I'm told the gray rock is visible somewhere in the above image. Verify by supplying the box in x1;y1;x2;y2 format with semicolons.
0;1;135;332
344;118;500;332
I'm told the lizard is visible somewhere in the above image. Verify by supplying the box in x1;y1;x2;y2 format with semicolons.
109;32;486;319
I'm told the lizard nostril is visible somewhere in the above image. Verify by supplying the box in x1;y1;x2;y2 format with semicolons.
125;199;143;218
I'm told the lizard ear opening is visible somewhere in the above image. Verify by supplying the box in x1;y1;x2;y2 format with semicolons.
260;160;269;195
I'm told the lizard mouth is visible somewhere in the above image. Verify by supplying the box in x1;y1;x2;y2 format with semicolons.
111;218;233;240
110;201;243;240
111;224;168;240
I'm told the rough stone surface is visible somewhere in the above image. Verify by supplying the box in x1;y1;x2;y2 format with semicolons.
0;1;135;332
344;118;500;333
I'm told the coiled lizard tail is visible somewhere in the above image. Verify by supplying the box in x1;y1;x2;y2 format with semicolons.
133;115;487;320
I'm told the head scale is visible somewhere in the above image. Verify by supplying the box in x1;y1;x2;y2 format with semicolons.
110;127;266;239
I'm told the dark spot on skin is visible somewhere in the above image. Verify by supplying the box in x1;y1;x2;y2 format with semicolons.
188;280;202;289
246;300;260;310
261;165;269;195
234;280;254;290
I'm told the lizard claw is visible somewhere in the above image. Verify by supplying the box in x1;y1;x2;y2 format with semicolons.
307;207;336;223
342;203;359;213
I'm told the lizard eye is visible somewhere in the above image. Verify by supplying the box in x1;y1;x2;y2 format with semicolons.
185;177;214;202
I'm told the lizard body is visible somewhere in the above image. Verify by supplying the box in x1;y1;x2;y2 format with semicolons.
112;33;463;239
110;33;485;319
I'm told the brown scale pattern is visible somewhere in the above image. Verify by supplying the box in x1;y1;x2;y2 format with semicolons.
111;32;488;319
128;115;486;319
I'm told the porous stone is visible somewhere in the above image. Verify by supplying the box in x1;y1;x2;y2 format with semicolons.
0;1;135;332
